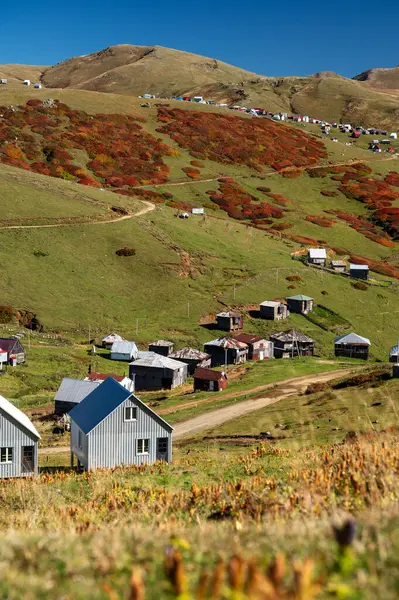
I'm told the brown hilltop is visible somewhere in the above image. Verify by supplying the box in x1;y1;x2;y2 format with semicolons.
353;66;399;90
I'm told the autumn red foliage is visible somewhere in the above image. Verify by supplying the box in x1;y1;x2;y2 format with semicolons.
305;215;335;228
157;108;327;170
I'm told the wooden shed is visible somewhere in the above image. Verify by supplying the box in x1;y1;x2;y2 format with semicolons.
148;340;174;357
0;394;40;477
307;248;327;266
216;311;243;332
331;261;346;273
259;300;288;321
110;341;139;361
232;334;274;360
169;347;211;375
270;329;315;358
70;377;173;470
54;378;100;415
204;337;248;367
334;333;371;359
129;352;187;390
0;338;26;365
193;368;227;392
350;264;369;280
286;294;314;315
102;332;126;349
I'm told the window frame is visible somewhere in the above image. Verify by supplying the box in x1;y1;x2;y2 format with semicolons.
0;447;13;463
137;438;149;455
124;406;137;422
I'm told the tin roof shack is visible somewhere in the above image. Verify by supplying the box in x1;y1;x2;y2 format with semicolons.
0;338;26;365
308;248;327;266
110;341;139;362
286;294;314;315
232;333;274;360
148;340;174;357
259;300;288;321
169;347;211;375
389;345;399;363
129;353;187;391
216;311;243;332
69;377;173;470
194;368;227;392
102;333;126;349
331;261;346;273
334;333;371;360
54;378;100;415
270;329;315;358
0;394;40;477
204;337;248;367
350;264;369;280
86;372;135;392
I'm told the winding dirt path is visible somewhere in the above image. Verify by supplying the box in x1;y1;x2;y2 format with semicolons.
0;200;155;230
172;367;361;439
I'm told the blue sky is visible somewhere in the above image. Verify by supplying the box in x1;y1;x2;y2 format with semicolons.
2;0;398;77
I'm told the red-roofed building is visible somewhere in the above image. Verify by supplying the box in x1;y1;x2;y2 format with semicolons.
193;368;227;392
85;372;135;392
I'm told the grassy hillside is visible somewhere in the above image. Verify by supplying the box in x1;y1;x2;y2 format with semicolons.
3;43;399;127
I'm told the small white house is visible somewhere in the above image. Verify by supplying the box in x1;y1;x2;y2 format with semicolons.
193;96;204;103
0;79;8;85
390;132;397;139
110;340;139;362
23;80;31;86
308;248;327;266
191;208;205;215
302;115;309;123
34;83;42;89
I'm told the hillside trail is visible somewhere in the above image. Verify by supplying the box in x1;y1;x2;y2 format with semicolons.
39;366;363;455
138;154;397;190
172;367;362;439
0;200;155;231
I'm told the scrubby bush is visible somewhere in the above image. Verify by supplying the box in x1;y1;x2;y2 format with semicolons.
115;247;136;257
351;281;368;291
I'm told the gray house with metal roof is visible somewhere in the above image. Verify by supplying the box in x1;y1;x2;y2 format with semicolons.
54;378;101;415
129;352;187;390
69;377;173;470
0;394;40;478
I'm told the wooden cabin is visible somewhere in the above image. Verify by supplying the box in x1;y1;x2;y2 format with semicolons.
216;311;243;332
193;368;227;392
259;301;288;321
270;329;315;358
286;295;314;315
334;333;371;360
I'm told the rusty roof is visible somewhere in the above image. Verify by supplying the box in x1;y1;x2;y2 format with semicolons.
87;372;126;383
232;333;265;345
194;367;226;381
270;329;314;343
170;347;210;361
204;337;248;349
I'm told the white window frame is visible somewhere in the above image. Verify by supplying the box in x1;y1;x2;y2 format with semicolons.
137;438;149;455
124;406;137;422
0;447;13;463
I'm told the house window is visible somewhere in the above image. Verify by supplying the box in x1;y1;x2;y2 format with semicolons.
137;439;149;454
78;430;83;450
124;406;137;421
0;447;13;463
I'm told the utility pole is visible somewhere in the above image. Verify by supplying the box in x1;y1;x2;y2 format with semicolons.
225;347;228;370
136;318;139;336
233;284;236;301
28;329;30;350
276;269;279;285
187;302;190;318
88;325;91;345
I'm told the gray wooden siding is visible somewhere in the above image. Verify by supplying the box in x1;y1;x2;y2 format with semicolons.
0;409;38;477
70;423;89;470
87;398;172;470
110;352;132;361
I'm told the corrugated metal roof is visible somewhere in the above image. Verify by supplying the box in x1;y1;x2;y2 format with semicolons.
260;300;283;307
102;333;125;344
0;394;40;439
86;372;126;383
55;378;100;404
204;337;248;349
308;248;327;259
286;294;313;301
170;347;210;360
334;333;371;345
110;341;138;355
390;345;399;356
69;377;173;434
130;352;187;370
270;329;314;343
350;264;369;270
331;261;346;266
149;340;174;347
216;311;241;318
0;338;21;353
194;368;226;381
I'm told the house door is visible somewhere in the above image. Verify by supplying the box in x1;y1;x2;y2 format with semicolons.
21;446;34;473
156;438;169;461
209;381;215;391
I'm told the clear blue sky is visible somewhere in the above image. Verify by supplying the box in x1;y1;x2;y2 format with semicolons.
2;0;398;77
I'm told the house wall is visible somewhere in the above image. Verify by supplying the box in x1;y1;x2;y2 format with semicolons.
55;400;78;415
71;423;89;469
111;352;132;361
350;269;368;280
260;305;277;320
87;398;172;469
252;341;274;360
194;377;226;391
335;345;369;359
149;345;173;357
205;347;245;367
129;365;187;390
0;409;38;477
216;316;232;331
178;357;211;375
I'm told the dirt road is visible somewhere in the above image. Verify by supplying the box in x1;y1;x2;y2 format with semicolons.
172;368;357;439
0;200;155;230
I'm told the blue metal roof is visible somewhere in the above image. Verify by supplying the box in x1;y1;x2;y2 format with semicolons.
69;377;131;434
